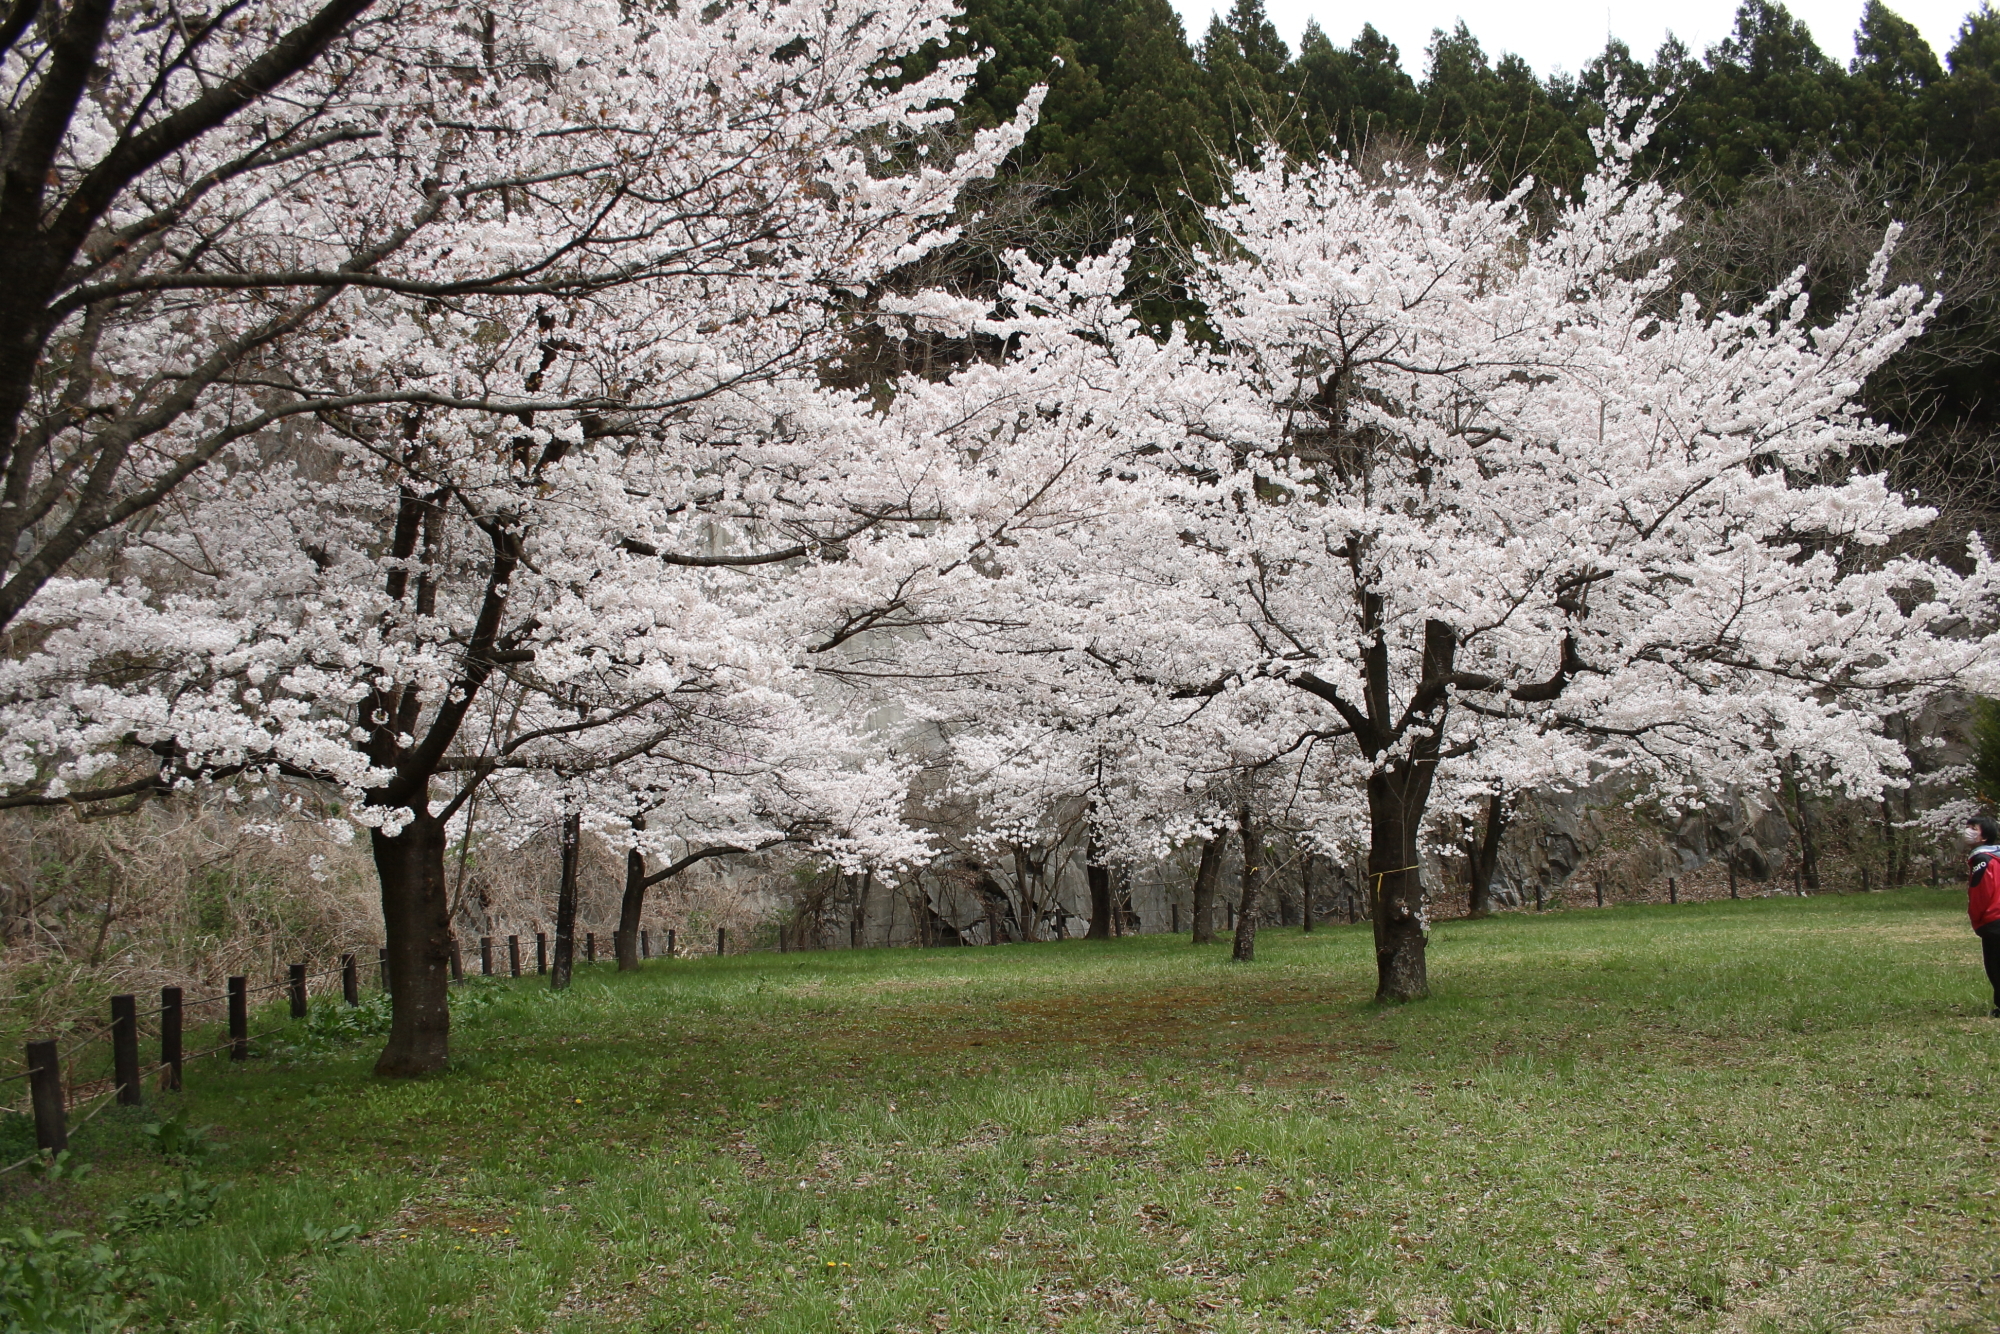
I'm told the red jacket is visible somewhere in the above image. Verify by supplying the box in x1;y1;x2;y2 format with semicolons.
1971;849;2000;931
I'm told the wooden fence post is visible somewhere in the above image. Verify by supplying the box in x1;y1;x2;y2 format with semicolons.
641;929;651;960
1535;882;1544;912
1669;876;1678;905
508;935;522;976
450;937;464;982
378;947;391;994
717;927;726;956
1729;864;1738;899
585;932;595;964
228;977;248;1061
111;994;140;1107
160;986;183;1092
536;933;547;974
1172;902;1181;934
480;937;493;976
342;954;359;1005
26;1040;64;1152
1595;878;1604;908
666;929;676;957
289;964;308;1019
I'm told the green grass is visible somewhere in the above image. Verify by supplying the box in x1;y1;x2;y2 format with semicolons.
4;889;1999;1332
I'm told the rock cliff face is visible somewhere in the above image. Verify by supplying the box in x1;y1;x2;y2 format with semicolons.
1465;788;1798;911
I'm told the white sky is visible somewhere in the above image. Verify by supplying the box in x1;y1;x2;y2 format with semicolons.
1165;0;1981;77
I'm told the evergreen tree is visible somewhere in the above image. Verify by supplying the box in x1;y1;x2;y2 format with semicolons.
1928;4;2000;200
1670;0;1856;194
1292;22;1423;156
1200;0;1295;160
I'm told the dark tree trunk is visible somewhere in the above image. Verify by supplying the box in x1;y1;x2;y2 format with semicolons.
370;812;452;1076
1013;847;1040;942
361;494;522;1075
551;811;580;990
1369;764;1434;1001
1786;758;1822;892
616;846;645;970
1190;835;1222;943
1301;851;1315;932
1085;833;1113;940
1467;791;1508;917
1233;805;1263;962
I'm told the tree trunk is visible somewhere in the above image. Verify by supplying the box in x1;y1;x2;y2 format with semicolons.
1301;851;1314;933
1085;835;1113;940
1467;792;1507;917
1013;847;1038;942
1190;835;1221;943
1786;758;1821;892
1369;766;1431;1002
371;812;453;1076
1233;805;1263;962
616;846;645;970
854;870;873;948
551;811;580;990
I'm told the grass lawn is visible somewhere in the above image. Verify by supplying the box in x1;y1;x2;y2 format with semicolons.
4;889;1999;1333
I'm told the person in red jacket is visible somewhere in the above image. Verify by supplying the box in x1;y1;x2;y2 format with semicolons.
1967;814;2000;1016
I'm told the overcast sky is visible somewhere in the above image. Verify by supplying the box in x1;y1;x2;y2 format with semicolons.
1164;0;1981;77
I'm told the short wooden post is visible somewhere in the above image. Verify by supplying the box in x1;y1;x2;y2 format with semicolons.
160;986;183;1092
1669;876;1678;905
26;1040;65;1152
378;947;391;994
288;964;308;1019
508;935;522;976
1729;863;1739;899
450;937;464;981
1595;878;1604;908
480;937;493;975
666;929;676;957
341;954;359;1005
536;932;547;974
1172;902;1181;934
585;932;596;964
641;929;651;960
717;927;726;956
227;976;248;1061
1861;867;1873;894
1535;881;1544;911
111;994;141;1107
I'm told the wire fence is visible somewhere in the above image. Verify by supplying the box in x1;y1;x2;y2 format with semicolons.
1;926;686;1173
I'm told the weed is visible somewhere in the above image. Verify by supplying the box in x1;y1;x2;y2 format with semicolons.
139;1116;212;1165
107;1171;225;1234
0;1228;148;1334
29;1150;89;1184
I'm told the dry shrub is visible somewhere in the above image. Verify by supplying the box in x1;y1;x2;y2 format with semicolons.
0;795;379;1036
0;794;810;1038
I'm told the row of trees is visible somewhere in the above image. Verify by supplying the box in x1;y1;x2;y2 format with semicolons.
938;0;2000;219
2;0;1996;1075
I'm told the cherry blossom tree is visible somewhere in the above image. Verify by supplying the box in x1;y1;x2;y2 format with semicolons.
881;110;2000;1001
0;0;1040;1072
